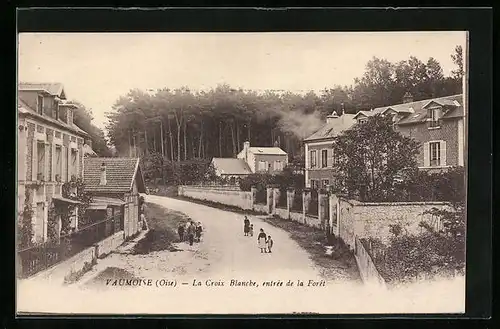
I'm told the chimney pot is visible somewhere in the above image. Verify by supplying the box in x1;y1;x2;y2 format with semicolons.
100;162;107;185
243;141;250;163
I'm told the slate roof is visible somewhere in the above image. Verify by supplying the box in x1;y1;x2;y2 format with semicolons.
83;157;146;193
304;114;357;142
248;147;287;156
392;94;463;125
211;158;252;175
18;97;89;137
19;82;66;98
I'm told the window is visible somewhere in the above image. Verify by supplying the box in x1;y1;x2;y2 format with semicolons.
322;179;330;188
55;145;62;180
429;142;441;166
37;142;45;180
321;149;328;168
54;99;59;120
274;160;283;171
37;95;44;115
64;147;69;181
429;108;441;128
71;149;77;178
310;150;317;168
310;179;319;189
258;160;267;171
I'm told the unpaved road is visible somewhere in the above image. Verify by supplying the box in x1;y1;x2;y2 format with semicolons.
17;195;466;314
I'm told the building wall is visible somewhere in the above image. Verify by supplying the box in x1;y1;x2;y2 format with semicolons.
251;153;288;174
396;118;461;168
304;139;336;188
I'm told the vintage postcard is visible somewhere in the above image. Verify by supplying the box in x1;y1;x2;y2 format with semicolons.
16;30;467;315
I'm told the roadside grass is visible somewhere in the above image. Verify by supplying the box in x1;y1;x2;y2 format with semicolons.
262;215;361;282
133;202;191;254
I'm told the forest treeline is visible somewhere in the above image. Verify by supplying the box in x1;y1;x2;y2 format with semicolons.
89;46;464;161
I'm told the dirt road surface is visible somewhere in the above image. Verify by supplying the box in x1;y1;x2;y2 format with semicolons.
17;195;465;315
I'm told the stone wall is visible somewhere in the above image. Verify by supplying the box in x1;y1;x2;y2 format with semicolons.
97;231;125;257
304;215;321;229
179;185;253;210
289;211;303;223
338;197;451;249
354;236;387;289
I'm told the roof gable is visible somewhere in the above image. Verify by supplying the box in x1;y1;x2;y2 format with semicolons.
84;157;145;193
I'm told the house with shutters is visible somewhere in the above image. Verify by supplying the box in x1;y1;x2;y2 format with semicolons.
17;82;95;244
303;111;357;189
83;157;146;238
303;93;465;189
211;141;288;184
353;93;465;171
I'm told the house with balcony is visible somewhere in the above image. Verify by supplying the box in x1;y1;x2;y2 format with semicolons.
353;93;465;171
17;82;95;244
211;141;288;184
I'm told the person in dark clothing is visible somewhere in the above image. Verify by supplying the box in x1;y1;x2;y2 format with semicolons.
186;222;196;246
243;216;250;236
257;228;267;253
178;223;185;242
195;222;203;242
267;235;273;253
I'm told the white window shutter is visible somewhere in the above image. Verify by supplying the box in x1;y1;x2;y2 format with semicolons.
423;142;430;167
44;142;50;181
62;146;67;182
51;143;56;181
328;149;333;167
440;140;447;166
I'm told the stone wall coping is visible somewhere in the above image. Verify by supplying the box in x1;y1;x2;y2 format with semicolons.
286;187;295;192
353;201;451;206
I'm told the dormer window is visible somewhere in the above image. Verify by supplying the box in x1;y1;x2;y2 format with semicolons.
37;95;44;115
358;118;367;124
428;107;442;128
54;99;60;120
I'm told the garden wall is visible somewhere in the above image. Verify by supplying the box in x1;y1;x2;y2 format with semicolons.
338;198;451;248
28;230;125;284
178;185;253;210
354;236;387;289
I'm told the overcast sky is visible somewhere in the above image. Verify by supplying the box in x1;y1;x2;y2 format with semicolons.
18;32;466;130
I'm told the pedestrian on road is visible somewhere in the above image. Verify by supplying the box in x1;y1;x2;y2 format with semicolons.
249;224;254;237
244;216;250;236
195;222;203;242
178;223;185;242
187;222;196;246
258;228;267;253
267;235;273;253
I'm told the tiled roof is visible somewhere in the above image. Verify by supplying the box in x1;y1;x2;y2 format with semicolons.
19;82;65;98
212;158;252;175
353;108;385;119
84;157;145;193
18;97;89;137
248;147;287;156
393;94;463;125
304;114;357;141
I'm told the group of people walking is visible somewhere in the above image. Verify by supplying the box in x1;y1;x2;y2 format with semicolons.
178;220;203;246
243;216;274;253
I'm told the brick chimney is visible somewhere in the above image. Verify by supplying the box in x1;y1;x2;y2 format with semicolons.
403;92;414;104
100;162;107;185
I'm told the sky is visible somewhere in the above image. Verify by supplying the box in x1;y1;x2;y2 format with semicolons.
18;32;466;130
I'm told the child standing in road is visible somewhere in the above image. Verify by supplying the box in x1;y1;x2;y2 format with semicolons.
249;224;254;237
267;235;274;253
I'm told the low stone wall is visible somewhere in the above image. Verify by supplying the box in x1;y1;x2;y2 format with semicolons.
304;215;321;229
97;231;125;258
354;236;387;289
338;198;451;248
29;230;126;285
289;211;303;223
351;201;450;245
275;207;289;220
253;203;269;214
179;186;253;210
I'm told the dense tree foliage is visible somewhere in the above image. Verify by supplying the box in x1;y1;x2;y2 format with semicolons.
105;49;463;163
332;114;421;201
71;101;113;156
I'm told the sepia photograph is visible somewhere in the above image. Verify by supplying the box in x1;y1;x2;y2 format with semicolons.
16;30;468;315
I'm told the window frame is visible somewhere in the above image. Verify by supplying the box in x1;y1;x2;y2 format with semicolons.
321;149;328;168
429;141;441;166
37;95;44;115
310;150;317;168
36;141;46;181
